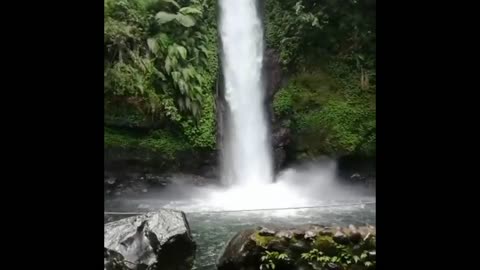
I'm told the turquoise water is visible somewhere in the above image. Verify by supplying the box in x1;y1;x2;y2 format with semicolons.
105;199;375;270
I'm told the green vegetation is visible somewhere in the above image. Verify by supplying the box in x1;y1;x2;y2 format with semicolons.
254;228;377;270
104;0;376;161
268;0;376;158
104;127;190;159
104;0;217;156
254;232;277;248
260;251;291;270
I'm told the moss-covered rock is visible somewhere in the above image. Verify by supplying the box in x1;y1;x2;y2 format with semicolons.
218;225;376;270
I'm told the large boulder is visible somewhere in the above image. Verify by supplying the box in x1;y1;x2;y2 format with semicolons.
217;225;376;270
104;210;196;270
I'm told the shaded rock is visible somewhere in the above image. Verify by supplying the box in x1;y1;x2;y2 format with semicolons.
333;230;350;245
289;238;311;253
272;127;291;170
349;232;363;244
105;248;130;270
219;225;376;270
107;178;117;185
266;238;290;253
217;229;262;270
274;147;287;171
104;210;196;270
319;227;335;236
264;48;282;101
326;262;343;270
292;229;305;239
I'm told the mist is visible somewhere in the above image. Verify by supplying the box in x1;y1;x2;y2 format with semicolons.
105;159;374;213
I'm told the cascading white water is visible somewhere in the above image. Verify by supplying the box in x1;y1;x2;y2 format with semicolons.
219;0;273;186
220;0;273;186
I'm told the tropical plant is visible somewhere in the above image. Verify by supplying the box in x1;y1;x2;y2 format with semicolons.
104;0;213;119
260;251;290;270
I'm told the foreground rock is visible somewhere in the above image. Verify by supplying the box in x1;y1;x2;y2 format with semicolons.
104;210;196;270
218;224;376;270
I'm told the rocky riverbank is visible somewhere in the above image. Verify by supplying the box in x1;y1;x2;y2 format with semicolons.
104;210;376;270
218;225;376;270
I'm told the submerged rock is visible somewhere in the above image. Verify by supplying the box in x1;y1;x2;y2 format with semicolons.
104;210;196;270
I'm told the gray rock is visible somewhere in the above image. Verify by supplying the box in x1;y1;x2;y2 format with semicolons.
349;232;363;244
304;230;317;239
258;226;276;236
104;248;130;270
104;210;196;270
333;230;350;245
275;230;293;239
217;229;261;270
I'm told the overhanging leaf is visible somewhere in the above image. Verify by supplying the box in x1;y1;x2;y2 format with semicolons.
176;45;187;59
147;38;160;55
176;14;196;27
156;70;166;80
179;7;202;15
165;57;172;73
155;11;177;24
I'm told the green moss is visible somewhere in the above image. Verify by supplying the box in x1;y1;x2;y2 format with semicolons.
312;235;338;256
253;232;277;248
104;127;191;159
272;59;376;158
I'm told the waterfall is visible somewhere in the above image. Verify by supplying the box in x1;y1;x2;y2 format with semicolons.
219;0;273;186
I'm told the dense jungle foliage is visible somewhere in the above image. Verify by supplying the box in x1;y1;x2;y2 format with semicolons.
104;0;376;160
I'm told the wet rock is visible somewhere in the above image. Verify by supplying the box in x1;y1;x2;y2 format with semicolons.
104;210;196;270
258;227;276;236
319;227;335;236
104;248;130;270
272;127;291;170
275;230;293;239
266;238;290;252
292;229;305;239
217;229;262;270
290;238;311;253
107;178;117;185
304;230;317;240
349;232;363;244
333;230;350;245
219;225;376;270
326;262;343;270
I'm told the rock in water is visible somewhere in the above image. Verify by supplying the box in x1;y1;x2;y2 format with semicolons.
104;210;196;270
217;229;262;270
218;225;376;270
104;248;130;270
